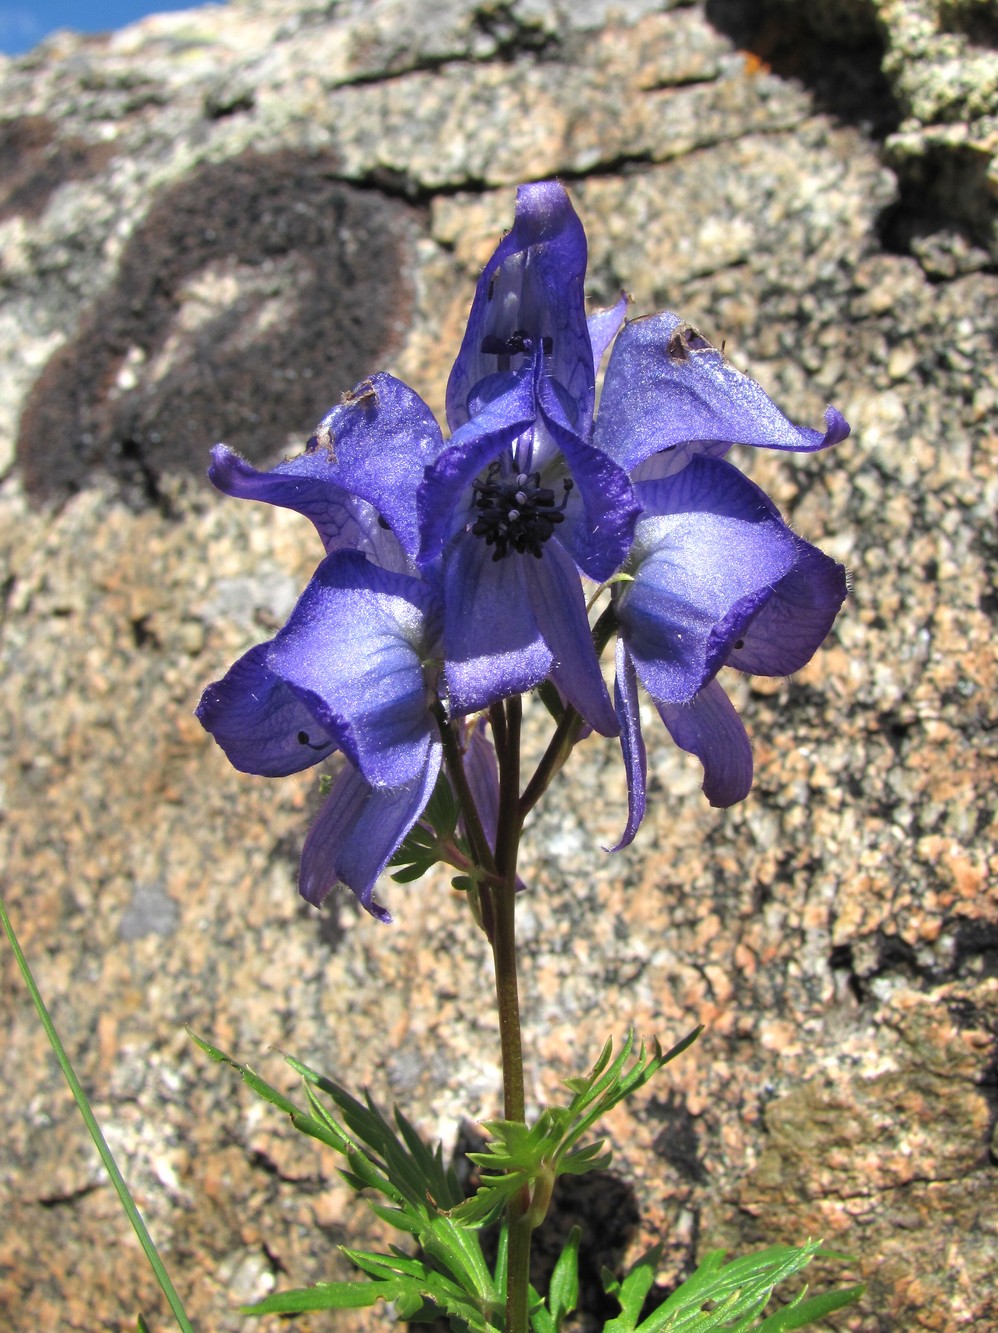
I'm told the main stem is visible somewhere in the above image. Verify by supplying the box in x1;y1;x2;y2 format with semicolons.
488;697;532;1333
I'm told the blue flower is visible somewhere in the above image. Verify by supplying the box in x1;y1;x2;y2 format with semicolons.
417;181;638;732
593;312;849;474
613;458;847;835
197;180;851;911
208;184;639;736
197;547;443;920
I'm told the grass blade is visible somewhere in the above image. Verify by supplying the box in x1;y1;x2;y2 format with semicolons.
1;893;194;1333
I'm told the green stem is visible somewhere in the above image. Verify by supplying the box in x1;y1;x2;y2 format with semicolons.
488;698;532;1333
519;606;619;823
489;698;524;1122
0;893;194;1333
518;703;584;824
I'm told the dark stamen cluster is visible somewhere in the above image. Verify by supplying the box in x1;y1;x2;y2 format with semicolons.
480;329;554;358
471;464;573;561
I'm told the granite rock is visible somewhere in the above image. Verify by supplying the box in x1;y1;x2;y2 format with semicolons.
740;0;998;263
0;1;995;1331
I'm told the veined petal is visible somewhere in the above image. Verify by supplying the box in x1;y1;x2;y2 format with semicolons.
209;445;407;570
306;373;445;561
616;458;798;703
524;537;618;737
655;678;753;808
210;373;442;564
728;537;847;676
594;312;849;473
299;747;441;919
588;294;629;377
536;372;639;580
463;718;500;856
418;366;537;565
267;550;439;788
630;439;731;483
446;181;594;432
196;641;337;776
442;530;551;713
609;639;647;850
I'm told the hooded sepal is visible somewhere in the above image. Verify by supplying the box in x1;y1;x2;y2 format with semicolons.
594;312;849;474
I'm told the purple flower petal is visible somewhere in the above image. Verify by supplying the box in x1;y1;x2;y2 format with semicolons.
306;373;445;560
299;748;441;919
535;372;639;580
615;458;799;704
446;181;594;433
196;641;337;776
630;439;731;483
727;538;847;676
609;640;647;850
210;373;442;563
441;530;552;713
594;312;850;473
524;538;618;737
655;677;753;808
267;550;439;788
588;294;629;376
463;718;500;856
209;445;408;568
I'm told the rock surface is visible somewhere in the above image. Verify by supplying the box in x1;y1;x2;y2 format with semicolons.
0;1;996;1330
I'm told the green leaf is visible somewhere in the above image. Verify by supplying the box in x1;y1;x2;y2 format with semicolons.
546;1226;581;1331
537;679;567;723
1;889;193;1333
603;1247;662;1332
244;1279;402;1313
391;859;437;883
602;1240;863;1333
201;1037;504;1326
454;1030;701;1231
757;1284;866;1330
136;1317;151;1333
421;769;461;839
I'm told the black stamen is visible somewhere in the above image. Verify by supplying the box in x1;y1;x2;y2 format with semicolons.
297;730;326;751
480;329;553;360
470;465;573;561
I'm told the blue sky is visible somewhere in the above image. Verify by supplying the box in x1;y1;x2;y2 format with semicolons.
0;0;209;55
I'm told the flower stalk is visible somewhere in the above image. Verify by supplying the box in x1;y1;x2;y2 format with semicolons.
488;696;531;1333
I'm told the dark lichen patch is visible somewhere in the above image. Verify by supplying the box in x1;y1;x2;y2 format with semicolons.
0;115;118;222
16;151;418;508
